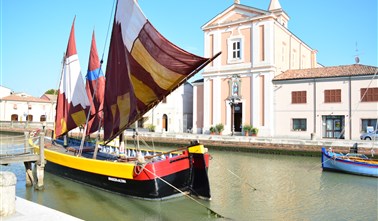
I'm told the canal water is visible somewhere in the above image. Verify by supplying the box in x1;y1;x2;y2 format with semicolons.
1;134;377;220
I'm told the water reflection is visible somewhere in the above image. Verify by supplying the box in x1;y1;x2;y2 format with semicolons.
1;137;377;220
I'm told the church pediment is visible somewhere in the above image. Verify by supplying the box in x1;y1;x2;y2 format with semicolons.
202;4;268;29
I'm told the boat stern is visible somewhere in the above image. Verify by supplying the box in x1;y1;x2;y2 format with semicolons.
188;142;211;200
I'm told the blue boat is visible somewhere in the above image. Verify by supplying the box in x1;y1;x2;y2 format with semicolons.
321;147;378;177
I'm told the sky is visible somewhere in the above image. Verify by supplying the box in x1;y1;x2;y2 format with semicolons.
1;0;377;97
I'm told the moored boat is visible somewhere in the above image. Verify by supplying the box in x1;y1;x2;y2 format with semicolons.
321;147;378;177
30;0;220;200
30;136;211;200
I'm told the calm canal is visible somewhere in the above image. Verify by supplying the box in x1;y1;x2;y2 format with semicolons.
1;134;377;221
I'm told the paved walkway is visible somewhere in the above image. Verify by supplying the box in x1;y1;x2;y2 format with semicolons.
3;197;83;221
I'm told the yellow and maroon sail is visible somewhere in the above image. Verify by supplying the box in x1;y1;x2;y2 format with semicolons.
103;0;215;141
54;19;90;138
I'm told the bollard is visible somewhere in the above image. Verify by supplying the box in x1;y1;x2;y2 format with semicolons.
24;162;34;186
35;132;45;190
0;171;17;217
310;133;316;140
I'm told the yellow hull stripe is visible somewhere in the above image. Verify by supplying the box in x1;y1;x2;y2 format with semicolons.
30;140;134;179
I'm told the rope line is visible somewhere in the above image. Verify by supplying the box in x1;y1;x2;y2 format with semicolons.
226;169;257;191
142;167;227;219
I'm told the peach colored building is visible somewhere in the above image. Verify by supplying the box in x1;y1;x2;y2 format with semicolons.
193;0;317;135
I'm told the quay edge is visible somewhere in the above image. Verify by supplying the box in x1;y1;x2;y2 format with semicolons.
123;135;378;158
1;127;376;158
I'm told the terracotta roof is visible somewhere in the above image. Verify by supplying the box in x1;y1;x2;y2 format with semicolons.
40;94;57;102
1;94;51;103
273;64;378;81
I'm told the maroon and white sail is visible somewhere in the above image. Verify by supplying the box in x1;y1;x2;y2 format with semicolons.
54;19;90;138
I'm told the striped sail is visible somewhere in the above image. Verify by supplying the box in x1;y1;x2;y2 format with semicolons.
103;0;212;141
55;19;90;138
85;31;105;135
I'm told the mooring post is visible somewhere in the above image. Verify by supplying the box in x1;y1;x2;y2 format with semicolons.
24;161;34;186
35;132;45;190
23;131;34;186
0;171;17;217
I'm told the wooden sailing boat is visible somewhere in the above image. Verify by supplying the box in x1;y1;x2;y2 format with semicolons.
321;147;378;177
31;0;220;200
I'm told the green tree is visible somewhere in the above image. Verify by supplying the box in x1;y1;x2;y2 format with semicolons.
45;89;58;95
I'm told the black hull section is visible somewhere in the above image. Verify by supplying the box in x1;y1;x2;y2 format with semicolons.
190;153;211;199
45;161;191;200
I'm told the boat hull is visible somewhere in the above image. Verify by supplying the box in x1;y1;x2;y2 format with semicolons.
321;148;378;177
30;138;211;200
44;160;192;199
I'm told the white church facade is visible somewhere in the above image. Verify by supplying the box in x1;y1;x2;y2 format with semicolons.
193;0;318;136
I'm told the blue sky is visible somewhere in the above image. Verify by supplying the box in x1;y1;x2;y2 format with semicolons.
1;0;377;97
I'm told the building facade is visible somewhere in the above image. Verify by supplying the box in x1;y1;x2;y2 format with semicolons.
193;0;317;136
0;93;56;123
143;82;193;133
273;64;378;140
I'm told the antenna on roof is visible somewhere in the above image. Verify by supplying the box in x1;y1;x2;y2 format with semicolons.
354;42;360;64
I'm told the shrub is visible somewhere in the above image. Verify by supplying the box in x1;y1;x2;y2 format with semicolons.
251;127;259;135
215;123;224;133
146;124;156;132
209;126;216;133
242;124;252;132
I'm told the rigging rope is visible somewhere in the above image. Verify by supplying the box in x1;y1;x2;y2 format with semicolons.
226;169;257;191
142;167;227;219
101;0;117;62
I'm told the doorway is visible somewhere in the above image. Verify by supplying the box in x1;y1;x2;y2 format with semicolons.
234;103;242;132
322;115;345;139
11;114;18;121
162;114;168;132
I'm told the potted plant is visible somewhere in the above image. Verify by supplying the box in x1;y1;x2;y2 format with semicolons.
146;124;155;132
242;125;252;136
209;126;216;135
215;123;224;135
251;127;259;136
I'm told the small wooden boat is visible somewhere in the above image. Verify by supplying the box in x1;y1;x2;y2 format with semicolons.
321;147;378;177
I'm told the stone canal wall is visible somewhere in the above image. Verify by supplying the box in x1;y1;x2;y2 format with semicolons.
1;127;377;158
122;134;377;157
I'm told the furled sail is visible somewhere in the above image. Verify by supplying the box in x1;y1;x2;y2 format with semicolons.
103;0;216;141
54;19;90;138
85;31;105;135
